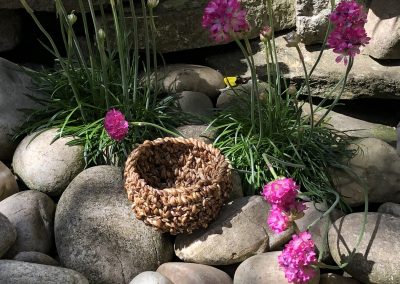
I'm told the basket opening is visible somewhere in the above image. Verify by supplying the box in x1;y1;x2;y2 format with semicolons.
136;141;214;190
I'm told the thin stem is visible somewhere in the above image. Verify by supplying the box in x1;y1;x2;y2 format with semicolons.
233;37;255;134
266;0;282;95
315;58;353;127
129;0;139;105
88;1;109;108
21;0;87;122
130;121;179;137
307;191;340;230
295;45;314;129
149;7;159;100
262;153;278;179
243;38;262;144
141;0;152;110
110;0;129;107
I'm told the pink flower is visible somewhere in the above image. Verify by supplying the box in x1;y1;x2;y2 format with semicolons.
278;231;317;284
268;205;290;233
104;108;129;141
262;178;299;209
202;0;249;42
327;0;370;65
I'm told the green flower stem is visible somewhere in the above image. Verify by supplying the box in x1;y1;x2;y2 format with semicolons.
87;0;110;109
317;171;368;270
295;45;314;129
141;0;152;110
78;0;96;97
314;74;346;113
243;38;263;144
129;0;139;104
315;57;353;127
20;0;87;122
306;190;340;230
262;153;278;180
130;122;179;137
233;37;256;134
266;0;282;95
110;0;129;107
264;40;273;135
149;7;159;100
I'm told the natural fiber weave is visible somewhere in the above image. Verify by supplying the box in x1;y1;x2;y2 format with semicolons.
124;137;232;234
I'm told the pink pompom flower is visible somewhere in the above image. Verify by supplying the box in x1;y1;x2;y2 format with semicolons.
327;0;370;65
202;0;249;42
278;231;318;284
262;177;306;233
268;205;290;233
262;177;300;209
104;108;129;141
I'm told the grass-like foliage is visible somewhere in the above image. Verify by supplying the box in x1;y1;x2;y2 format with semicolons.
16;0;186;166
211;87;356;206
207;0;358;208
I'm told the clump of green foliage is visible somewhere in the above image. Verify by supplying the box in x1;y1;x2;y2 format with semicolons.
16;0;186;166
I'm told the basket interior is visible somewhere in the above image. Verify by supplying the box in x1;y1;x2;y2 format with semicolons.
135;141;216;190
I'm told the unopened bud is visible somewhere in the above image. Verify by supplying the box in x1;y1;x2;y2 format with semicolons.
67;12;77;26
147;0;159;8
283;31;300;48
98;28;106;41
260;25;273;42
287;84;297;96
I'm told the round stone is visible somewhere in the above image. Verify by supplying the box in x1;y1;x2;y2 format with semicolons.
12;128;84;196
55;166;174;284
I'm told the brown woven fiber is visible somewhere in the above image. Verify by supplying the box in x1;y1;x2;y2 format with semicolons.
124;137;232;234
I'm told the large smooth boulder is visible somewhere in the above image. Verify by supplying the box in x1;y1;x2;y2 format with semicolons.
12;128;85;196
207;35;400;100
129;271;173;284
0;212;16;258
0;190;55;258
364;0;400;59
295;202;344;261
302;103;397;143
55;166;174;284
378;202;400;217
0;10;22;52
0;58;39;161
178;91;214;118
0;260;89;284
13;251;59;266
0;161;18;201
157;262;232;284
159;64;225;99
296;0;332;45
104;0;295;52
331;138;400;206
175;196;294;265
176;124;216;144
329;213;400;284
319;273;361;284
233;251;320;284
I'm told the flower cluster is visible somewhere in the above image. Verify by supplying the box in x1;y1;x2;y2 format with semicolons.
278;231;317;284
327;0;370;65
202;0;249;42
262;178;305;233
104;109;129;141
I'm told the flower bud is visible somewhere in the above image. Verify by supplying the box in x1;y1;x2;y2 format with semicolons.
283;31;300;48
67;12;77;26
287;84;297;96
147;0;159;8
97;28;106;41
260;25;273;42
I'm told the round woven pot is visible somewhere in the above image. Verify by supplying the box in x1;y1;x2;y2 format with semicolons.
124;137;232;234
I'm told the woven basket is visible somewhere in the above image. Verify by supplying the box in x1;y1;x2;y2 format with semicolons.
124;137;232;234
